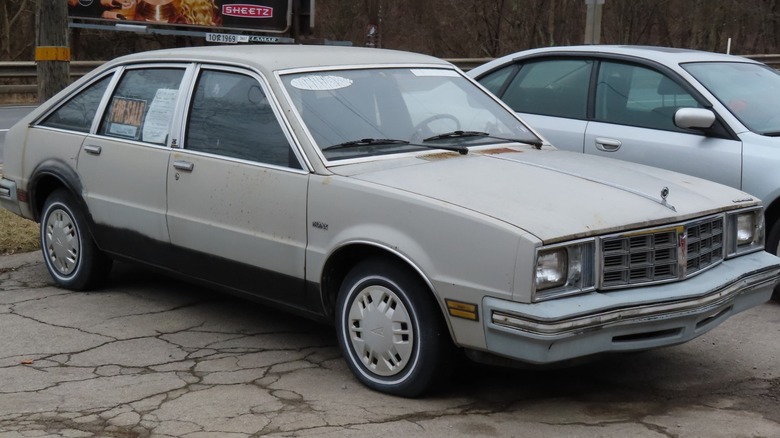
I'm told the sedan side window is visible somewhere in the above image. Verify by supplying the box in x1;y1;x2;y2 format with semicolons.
500;59;592;119
40;75;112;133
477;65;517;95
186;70;298;169
98;68;185;145
595;62;703;131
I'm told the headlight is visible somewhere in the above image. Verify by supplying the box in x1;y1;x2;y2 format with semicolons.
726;208;764;257
534;240;596;301
536;248;567;290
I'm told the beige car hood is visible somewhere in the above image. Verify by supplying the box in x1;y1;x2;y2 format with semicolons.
338;148;758;243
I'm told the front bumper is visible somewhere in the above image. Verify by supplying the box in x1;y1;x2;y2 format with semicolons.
482;250;780;364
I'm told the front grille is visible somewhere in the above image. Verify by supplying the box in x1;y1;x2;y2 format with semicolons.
600;215;724;289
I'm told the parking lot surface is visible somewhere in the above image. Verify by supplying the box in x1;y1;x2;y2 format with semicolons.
1;251;779;437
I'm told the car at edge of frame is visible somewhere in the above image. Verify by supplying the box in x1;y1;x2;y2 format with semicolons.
468;45;780;275
1;45;779;397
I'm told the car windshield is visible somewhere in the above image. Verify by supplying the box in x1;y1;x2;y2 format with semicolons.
683;61;780;135
280;68;540;161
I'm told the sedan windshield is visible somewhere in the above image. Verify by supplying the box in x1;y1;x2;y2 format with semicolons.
683;61;780;135
281;68;539;161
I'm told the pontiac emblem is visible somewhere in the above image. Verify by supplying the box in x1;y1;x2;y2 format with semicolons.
661;187;670;201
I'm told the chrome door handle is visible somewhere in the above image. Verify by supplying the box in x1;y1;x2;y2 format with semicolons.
594;137;622;152
173;160;194;172
84;145;102;155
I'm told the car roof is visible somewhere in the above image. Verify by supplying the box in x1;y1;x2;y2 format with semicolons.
518;45;758;64
103;44;451;74
469;45;761;77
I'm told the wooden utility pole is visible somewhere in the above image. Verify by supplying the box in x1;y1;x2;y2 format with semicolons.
36;0;70;102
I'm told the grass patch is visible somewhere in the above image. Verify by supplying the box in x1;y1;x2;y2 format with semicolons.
0;207;39;255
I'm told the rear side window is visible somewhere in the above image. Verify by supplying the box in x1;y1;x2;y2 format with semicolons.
501;59;592;119
40;75;112;133
98;68;185;145
477;65;517;95
185;69;298;168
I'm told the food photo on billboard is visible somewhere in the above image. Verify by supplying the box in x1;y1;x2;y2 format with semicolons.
67;0;291;32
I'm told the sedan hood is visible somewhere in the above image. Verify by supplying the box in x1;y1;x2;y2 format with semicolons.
335;147;758;243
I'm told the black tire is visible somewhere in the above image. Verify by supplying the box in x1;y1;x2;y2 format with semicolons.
40;189;112;290
335;258;451;397
768;220;780;301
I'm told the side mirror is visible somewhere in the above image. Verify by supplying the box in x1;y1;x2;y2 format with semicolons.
674;108;716;130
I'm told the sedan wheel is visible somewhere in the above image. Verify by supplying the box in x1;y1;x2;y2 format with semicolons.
40;189;112;290
336;258;451;397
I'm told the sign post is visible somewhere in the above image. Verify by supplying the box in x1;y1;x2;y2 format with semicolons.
584;0;605;45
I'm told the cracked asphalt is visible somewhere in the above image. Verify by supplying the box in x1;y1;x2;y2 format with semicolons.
1;251;779;438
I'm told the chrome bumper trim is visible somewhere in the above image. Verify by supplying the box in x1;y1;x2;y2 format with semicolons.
493;266;780;336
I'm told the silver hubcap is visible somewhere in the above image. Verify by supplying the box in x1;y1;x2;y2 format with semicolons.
44;207;80;276
347;284;414;377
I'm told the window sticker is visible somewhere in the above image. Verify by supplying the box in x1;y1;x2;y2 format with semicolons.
142;88;178;144
290;75;353;91
107;97;146;139
410;69;460;77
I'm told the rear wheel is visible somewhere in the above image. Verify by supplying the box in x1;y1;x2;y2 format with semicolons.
335;258;451;397
40;189;112;290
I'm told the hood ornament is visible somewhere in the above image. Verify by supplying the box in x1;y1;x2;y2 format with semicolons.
660;186;675;211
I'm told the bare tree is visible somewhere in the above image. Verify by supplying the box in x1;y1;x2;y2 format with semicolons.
1;0;35;61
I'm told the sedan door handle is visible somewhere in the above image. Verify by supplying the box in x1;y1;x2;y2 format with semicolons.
84;145;102;155
173;160;194;172
594;137;622;152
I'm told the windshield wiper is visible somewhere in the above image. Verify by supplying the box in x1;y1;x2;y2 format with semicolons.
323;138;469;155
424;130;544;149
322;138;410;151
423;130;491;142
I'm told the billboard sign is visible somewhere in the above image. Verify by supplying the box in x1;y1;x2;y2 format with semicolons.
67;0;292;34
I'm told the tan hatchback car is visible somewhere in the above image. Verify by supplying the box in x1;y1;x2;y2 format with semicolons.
1;46;779;397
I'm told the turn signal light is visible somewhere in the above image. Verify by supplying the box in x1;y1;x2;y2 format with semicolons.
446;299;479;321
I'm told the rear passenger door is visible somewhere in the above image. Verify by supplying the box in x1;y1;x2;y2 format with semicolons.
78;66;189;258
584;61;742;188
166;66;310;306
477;58;592;151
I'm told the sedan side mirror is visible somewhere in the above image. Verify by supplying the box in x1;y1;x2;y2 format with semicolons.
674;108;716;130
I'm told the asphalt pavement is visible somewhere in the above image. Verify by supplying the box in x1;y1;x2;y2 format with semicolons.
1;250;779;437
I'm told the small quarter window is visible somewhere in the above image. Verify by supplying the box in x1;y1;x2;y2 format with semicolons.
40;75;112;133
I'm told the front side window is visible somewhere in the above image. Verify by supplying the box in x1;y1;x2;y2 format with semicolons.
281;68;538;161
98;68;185;145
40;75;112;133
185;69;297;168
595;62;702;131
500;59;592;119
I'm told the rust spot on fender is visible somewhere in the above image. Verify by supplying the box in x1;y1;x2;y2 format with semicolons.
417;152;460;161
479;148;521;155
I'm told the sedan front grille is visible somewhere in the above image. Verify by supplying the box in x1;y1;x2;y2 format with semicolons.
600;215;724;289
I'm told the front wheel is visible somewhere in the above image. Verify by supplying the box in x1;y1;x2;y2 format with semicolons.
335;259;451;397
767;220;780;301
40;189;112;290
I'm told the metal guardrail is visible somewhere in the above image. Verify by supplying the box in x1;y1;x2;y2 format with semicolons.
1;55;779;99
